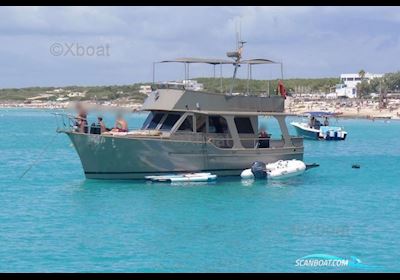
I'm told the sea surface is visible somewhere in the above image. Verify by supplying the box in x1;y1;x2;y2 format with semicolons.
0;108;399;272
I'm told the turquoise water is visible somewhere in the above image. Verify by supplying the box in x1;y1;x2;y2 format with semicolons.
0;109;399;272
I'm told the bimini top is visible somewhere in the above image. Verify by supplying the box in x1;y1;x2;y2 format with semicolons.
158;57;279;65
159;57;234;65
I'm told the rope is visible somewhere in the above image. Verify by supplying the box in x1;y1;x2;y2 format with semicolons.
19;132;59;180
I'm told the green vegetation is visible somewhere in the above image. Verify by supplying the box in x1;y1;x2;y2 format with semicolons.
2;72;400;102
356;71;400;98
0;84;147;102
197;77;340;95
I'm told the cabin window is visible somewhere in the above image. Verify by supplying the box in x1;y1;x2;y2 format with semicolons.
142;112;164;129
208;116;228;133
178;115;194;132
196;115;207;133
160;114;181;131
234;117;254;134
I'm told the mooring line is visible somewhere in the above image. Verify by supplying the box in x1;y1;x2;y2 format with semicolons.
19;132;59;180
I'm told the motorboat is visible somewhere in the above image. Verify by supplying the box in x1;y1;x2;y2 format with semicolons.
291;112;347;141
55;41;304;179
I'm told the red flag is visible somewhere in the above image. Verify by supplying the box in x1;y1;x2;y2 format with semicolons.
278;80;287;99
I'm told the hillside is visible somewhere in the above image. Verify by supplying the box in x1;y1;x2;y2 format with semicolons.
0;77;343;103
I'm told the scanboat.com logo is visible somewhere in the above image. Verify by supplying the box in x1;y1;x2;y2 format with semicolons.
295;254;382;270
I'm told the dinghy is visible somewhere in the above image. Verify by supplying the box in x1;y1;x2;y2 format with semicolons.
241;160;309;180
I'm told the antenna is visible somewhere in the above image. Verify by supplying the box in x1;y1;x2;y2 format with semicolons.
227;19;246;95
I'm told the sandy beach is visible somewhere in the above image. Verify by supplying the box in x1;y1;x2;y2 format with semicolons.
285;97;400;119
2;97;400;120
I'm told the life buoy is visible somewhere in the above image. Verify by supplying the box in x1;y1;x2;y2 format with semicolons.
277;80;287;99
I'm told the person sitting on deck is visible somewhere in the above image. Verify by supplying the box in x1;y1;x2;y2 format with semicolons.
258;126;270;148
111;113;128;132
97;117;110;133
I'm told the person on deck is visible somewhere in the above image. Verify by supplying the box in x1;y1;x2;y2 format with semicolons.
258;126;270;148
75;103;88;133
97;117;109;133
111;113;128;132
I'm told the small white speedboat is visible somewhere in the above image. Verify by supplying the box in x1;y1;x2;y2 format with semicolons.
291;112;347;141
291;122;347;141
146;172;217;183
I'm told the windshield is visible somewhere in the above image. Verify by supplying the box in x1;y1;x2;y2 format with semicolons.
142;112;165;130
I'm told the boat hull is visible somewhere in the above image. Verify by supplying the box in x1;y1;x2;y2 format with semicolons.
66;132;304;180
291;122;347;141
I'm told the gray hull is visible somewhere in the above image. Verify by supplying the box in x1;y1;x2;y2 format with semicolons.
67;132;304;180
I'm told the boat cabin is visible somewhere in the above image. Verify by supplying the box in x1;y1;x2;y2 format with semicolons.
138;88;301;150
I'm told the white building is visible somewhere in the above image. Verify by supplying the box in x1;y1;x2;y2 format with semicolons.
335;72;383;98
160;80;204;91
67;91;86;98
139;85;152;95
182;80;204;91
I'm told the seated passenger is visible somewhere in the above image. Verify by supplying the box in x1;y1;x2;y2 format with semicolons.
258;127;270;148
111;113;128;132
97;117;110;133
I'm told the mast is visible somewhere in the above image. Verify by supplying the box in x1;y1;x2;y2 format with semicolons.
227;26;246;96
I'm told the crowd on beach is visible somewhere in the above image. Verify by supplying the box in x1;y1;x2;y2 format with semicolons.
3;95;400;120
285;97;400;119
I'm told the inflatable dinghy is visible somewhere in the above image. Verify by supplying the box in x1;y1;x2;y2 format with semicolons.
146;172;217;183
241;160;308;180
266;160;306;179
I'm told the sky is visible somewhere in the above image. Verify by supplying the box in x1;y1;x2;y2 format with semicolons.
1;6;400;88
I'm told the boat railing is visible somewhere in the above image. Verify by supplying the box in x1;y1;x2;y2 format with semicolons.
52;112;78;133
208;135;303;149
53;112;145;135
207;136;285;149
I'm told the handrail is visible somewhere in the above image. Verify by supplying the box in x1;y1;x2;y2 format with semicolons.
207;136;286;149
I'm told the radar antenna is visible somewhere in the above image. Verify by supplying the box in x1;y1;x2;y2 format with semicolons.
227;21;246;95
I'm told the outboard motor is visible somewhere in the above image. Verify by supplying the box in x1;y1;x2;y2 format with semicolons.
251;161;267;179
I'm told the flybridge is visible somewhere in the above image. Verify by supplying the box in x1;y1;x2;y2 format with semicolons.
151;40;285;97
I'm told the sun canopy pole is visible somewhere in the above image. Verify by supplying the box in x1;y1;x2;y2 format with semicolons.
220;64;223;93
152;62;156;85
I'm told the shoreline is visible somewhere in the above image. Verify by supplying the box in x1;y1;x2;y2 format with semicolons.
1;100;400;121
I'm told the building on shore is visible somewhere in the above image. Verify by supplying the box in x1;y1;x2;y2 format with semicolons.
139;85;152;95
335;72;383;98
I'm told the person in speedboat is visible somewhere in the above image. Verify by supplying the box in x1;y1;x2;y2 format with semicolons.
323;117;329;126
308;116;316;128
